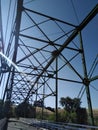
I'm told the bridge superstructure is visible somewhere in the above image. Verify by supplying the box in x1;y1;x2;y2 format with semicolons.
0;0;97;127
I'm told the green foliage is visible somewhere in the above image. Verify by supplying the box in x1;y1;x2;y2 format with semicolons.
59;97;81;112
35;107;54;120
35;111;42;119
15;102;35;118
94;116;98;125
57;110;67;122
0;100;13;118
0;99;3;119
70;111;77;123
59;96;88;124
47;113;55;121
76;108;88;124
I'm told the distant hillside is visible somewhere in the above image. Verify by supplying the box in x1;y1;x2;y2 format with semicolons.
86;109;98;116
91;109;98;117
36;107;54;114
36;107;98;118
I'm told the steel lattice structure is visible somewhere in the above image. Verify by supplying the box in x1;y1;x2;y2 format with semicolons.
0;0;98;125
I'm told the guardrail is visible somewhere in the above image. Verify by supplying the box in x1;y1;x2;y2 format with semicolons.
30;120;98;130
0;118;7;130
8;118;98;130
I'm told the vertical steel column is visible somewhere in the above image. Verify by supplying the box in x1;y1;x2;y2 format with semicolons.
0;0;4;119
42;76;45;120
55;57;58;122
6;0;23;116
79;31;94;125
12;0;23;62
35;84;38;118
0;0;4;53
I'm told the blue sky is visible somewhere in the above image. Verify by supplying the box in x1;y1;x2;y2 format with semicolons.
0;0;98;109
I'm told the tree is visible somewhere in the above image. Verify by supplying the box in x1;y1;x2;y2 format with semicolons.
0;99;3;119
15;101;35;118
59;97;81;112
76;108;88;124
0;99;14;118
59;97;87;124
34;100;44;107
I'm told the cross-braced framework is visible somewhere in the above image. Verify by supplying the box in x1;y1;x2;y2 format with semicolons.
0;0;98;125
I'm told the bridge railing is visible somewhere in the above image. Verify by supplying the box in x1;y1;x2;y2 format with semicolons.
8;118;98;130
30;119;98;130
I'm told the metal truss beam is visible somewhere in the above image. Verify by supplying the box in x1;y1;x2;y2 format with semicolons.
24;4;98;100
1;1;97;125
5;0;23;115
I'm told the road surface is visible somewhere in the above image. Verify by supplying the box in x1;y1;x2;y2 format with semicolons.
7;118;44;130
